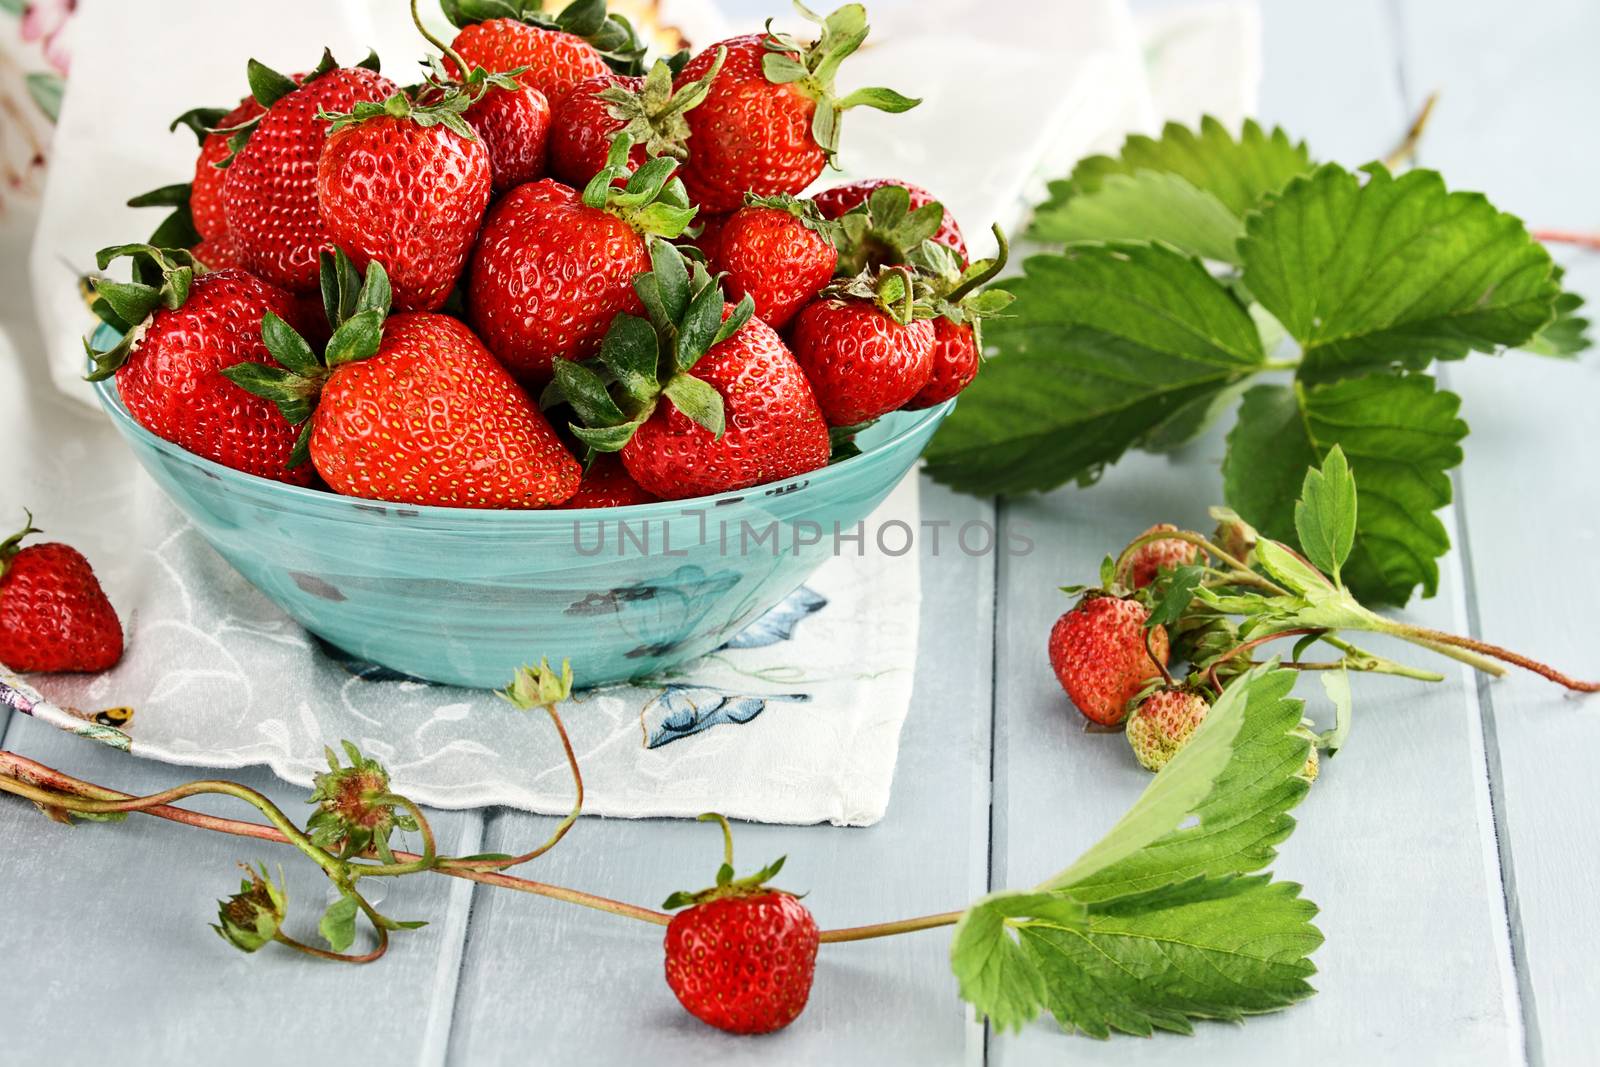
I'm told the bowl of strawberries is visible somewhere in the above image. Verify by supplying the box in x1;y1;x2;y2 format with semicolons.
84;0;1010;688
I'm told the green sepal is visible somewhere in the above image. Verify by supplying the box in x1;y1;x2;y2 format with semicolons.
594;48;726;164
825;264;935;326
321;85;480;141
662;813;794;908
834;184;946;275
583;134;699;238
83;244;203;379
325;308;385;368
662;373;726;437
599;314;663;407
0;508;41;572
320;248;364;332
169;106;229;145
247;58;299;109
828;418;875;462
553;357;630;428
571;417;649;453
442;0;646;75
758;1;919;163
126;183;192;209
261;311;322;377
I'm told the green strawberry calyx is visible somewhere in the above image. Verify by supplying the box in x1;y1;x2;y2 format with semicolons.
908;223;1017;349
822;263;936;326
213;48;383;169
661;813;796;909
596;48;727;164
582;134;699;239
439;0;649;76
832;184;947;276
760;1;921;164
83;244;203;382
743;191;840;245
549;238;755;454
213;863;290;953
221;250;394;469
0;508;42;581
317;68;509;142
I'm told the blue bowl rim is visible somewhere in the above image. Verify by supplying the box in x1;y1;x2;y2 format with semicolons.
89;357;953;524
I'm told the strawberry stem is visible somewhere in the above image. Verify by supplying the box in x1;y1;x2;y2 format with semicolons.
1383;89;1439;170
1384;624;1600;692
410;0;472;81
1530;228;1600;250
817;911;963;943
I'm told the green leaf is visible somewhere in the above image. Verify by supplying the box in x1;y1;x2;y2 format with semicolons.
1041;117;1313;221
1223;376;1467;606
1031;170;1247;264
1293;444;1357;585
662;373;725;437
1021;875;1321;1038
923;242;1265;495
319;893;360;953
1241;164;1560;383
1525;281;1591;357
950;665;1321;1037
1147;564;1205;628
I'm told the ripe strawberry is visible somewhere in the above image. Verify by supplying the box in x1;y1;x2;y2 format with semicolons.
676;6;919;212
548;51;724;187
685;211;730;263
813;178;967;270
1127;523;1200;588
1047;594;1169;726
711;195;836;330
467;139;697;383
449;13;624;105
316;88;492;313
555;241;830;500
467;81;550;193
564;455;658;509
229;256;582;509
192;231;250;272
662;815;818;1035
902;230;1013;409
1125;688;1209;771
88;245;315;486
222;56;396;293
0;513;123;674
182;96;266;242
789;268;937;426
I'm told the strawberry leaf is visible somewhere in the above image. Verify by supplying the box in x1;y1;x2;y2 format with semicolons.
1525;270;1591;356
1031;169;1246;264
1223;376;1467;606
1035;117;1312;234
1241;164;1559;384
951;665;1321;1036
319;892;360;953
1293;445;1357;586
923;242;1266;495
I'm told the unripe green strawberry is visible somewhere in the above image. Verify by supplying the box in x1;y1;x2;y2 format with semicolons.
1125;689;1209;771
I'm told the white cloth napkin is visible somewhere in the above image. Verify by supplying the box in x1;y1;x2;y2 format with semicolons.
2;0;1257;825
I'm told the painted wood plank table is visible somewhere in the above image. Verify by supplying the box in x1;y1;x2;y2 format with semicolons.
2;1;1596;1063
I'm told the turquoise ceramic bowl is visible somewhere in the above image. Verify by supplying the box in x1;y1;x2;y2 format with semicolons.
90;345;950;688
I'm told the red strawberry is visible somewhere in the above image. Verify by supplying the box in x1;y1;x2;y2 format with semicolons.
548;52;724;188
1047;594;1170;726
902;229;1013;409
1127;523;1200;588
555;242;830;501
185;96;265;242
676;7;919;213
563;455;658;509
467;142;697;384
229;257;581;509
662;815;818;1035
711;194;837;330
316;89;492;312
814;178;967;268
89;245;315;486
466;82;550;193
222;59;396;293
906;318;980;409
450;18;611;105
789;269;937;426
192;231;250;273
684;211;730;263
0;513;123;674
